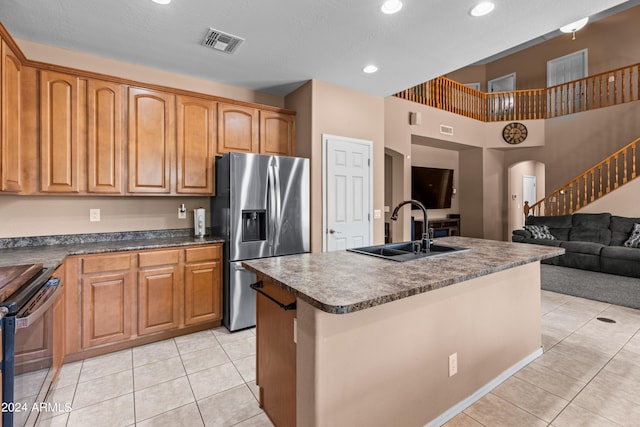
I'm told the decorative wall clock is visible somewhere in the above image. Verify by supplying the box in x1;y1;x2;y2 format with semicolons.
502;122;528;144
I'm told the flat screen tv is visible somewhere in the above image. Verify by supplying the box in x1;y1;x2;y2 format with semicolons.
411;166;454;209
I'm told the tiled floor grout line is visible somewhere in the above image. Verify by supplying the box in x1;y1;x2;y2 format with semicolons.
461;297;622;427
541;300;639;427
548;324;640;427
543;304;616;426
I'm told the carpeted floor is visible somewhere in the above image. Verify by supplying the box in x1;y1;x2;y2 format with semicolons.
541;264;640;310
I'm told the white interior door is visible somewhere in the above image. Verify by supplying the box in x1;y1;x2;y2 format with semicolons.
547;49;588;87
547;49;588;115
488;73;516;92
523;175;536;224
488;73;516;120
323;135;372;252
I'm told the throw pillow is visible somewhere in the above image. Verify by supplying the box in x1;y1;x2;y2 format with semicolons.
524;224;555;240
624;223;640;248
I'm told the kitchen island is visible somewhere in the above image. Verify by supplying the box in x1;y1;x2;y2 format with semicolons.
242;236;564;427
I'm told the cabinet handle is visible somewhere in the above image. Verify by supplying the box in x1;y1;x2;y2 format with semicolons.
250;281;297;311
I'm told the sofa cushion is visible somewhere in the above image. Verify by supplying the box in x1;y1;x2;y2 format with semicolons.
525;215;572;240
569;227;612;245
601;246;640;278
560;241;606;256
624;223;640;248
610;216;640;246
572;213;612;228
524;225;555;239
601;245;640;262
568;213;612;245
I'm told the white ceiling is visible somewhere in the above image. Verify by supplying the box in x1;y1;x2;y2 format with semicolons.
1;0;636;97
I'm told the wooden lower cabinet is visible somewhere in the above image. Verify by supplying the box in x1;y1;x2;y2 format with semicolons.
64;244;222;359
81;261;135;349
255;275;296;427
137;249;181;335
184;246;222;325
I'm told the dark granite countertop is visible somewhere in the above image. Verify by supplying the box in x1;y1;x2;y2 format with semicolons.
0;229;224;269
242;236;564;315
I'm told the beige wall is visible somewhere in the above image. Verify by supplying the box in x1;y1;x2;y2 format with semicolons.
446;5;640;89
383;96;548;241
0;195;209;238
286;80;385;253
578;177;640;217
297;262;542;426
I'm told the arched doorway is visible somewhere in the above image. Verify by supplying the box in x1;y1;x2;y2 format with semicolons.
507;160;545;234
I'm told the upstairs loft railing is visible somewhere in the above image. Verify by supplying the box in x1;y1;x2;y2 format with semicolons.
394;63;640;122
524;136;640;216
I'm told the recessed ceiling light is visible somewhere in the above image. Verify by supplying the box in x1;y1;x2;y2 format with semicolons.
381;0;403;15
152;0;171;4
470;2;495;17
363;65;378;74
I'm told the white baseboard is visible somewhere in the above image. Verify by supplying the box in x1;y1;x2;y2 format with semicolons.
424;347;544;427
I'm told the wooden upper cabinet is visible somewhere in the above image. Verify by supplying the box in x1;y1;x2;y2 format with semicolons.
1;40;23;192
40;70;82;193
260;111;295;156
176;95;216;194
128;87;175;193
217;102;259;154
87;79;124;194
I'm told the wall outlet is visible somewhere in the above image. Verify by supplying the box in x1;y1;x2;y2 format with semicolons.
449;352;458;377
89;209;101;222
178;207;187;219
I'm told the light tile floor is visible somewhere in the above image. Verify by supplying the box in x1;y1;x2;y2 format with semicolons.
36;327;273;427
446;290;640;427
34;290;640;426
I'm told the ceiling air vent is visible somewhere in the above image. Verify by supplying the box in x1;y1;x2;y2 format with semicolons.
440;125;454;136
201;28;245;54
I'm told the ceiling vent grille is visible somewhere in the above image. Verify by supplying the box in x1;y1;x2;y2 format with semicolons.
201;28;245;54
440;125;454;136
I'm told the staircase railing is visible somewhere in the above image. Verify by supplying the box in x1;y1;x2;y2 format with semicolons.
524;136;640;216
394;63;640;122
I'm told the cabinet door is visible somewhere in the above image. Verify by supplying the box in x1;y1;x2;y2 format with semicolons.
87;79;124;194
40;71;81;193
176;95;216;194
128;87;175;193
217;103;258;154
184;261;222;325
260;110;295;156
137;249;181;335
1;40;22;192
81;271;133;349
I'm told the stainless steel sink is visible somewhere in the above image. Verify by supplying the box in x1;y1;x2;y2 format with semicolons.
347;241;469;262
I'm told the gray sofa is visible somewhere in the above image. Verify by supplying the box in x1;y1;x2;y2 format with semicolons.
512;213;640;279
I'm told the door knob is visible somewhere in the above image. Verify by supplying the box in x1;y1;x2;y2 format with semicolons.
328;229;341;234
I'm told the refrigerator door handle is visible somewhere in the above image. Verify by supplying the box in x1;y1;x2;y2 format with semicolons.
267;163;277;252
272;163;282;251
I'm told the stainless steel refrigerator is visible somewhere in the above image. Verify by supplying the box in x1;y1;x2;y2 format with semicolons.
211;152;310;331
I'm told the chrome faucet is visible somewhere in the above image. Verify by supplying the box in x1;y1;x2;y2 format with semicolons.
390;199;430;252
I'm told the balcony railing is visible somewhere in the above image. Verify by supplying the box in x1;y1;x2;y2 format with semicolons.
394;63;640;122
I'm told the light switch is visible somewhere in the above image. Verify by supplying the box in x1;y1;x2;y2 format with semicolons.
373;209;382;219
